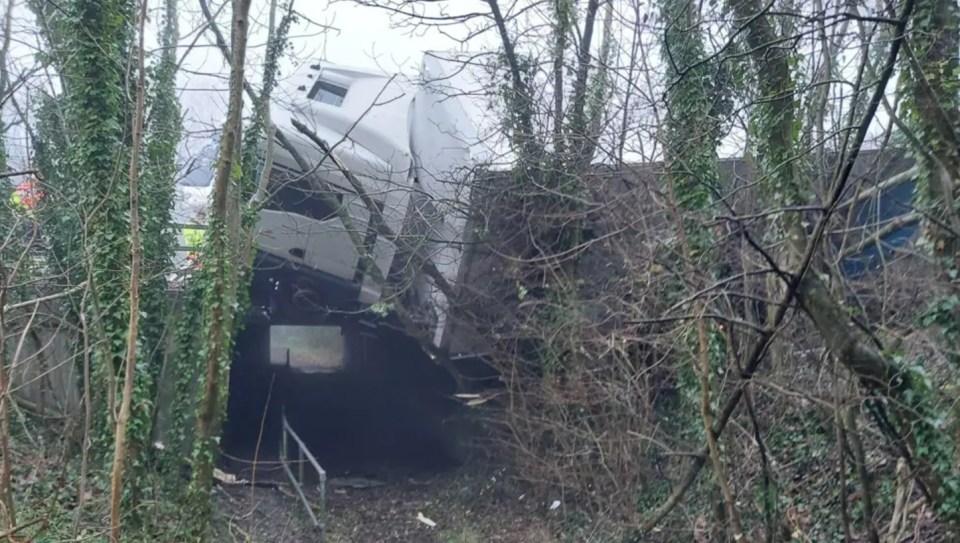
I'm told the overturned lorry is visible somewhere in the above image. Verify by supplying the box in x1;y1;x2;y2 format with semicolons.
177;53;483;362
175;53;922;374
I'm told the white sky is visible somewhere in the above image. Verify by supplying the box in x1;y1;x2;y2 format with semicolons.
2;0;483;169
2;0;897;171
178;0;482;146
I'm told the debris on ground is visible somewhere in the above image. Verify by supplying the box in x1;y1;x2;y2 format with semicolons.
215;467;250;485
328;476;385;489
416;511;437;528
214;468;558;542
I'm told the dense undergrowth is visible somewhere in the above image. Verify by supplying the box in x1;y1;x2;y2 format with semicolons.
2;0;959;540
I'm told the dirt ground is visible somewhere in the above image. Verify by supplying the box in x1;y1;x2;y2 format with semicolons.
212;467;559;543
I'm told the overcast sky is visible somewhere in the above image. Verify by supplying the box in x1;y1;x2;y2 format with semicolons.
2;0;896;171
178;0;483;143
2;0;484;169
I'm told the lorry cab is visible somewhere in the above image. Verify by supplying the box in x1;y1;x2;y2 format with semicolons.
176;53;476;352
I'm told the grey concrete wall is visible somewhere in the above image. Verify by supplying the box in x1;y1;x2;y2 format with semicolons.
7;318;80;417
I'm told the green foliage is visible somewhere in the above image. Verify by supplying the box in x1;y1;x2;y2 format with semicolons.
0;126;10;266
160;273;211;503
241;2;297;198
61;0;136;457
899;0;960;521
890;354;960;520
660;0;722;226
129;0;181;480
920;295;960;368
142;0;181;358
659;0;723;342
34;92;85;300
494;51;538;158
0;137;17;271
733;1;804;212
183;215;244;538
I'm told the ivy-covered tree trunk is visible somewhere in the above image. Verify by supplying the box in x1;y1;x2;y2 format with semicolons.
167;0;293;493
186;0;253;534
27;1;81;294
140;0;180;447
486;0;612;352
903;0;960;335
659;0;743;536
902;0;960;519
62;0;135;455
731;0;960;519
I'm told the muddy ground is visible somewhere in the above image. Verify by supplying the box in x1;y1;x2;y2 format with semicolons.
212;467;559;543
214;320;547;541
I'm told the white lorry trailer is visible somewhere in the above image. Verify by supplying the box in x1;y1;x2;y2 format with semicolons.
176;53;478;358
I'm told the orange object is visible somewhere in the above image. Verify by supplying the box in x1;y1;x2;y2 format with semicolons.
186;252;203;270
15;178;43;209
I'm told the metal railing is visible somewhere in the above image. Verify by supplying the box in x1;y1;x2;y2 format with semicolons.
280;406;327;539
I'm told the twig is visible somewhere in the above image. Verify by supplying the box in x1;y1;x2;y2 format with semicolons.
2;281;88;313
73;287;91;537
638;0;916;530
249;373;275;528
0;516;46;539
0;170;40;180
837;212;920;260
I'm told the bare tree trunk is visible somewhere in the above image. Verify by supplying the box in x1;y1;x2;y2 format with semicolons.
696;310;744;540
108;1;147;539
0;0;17;528
0;231;32;530
73;289;92;536
0;275;15;530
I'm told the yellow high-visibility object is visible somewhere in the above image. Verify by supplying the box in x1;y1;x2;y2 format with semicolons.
9;189;35;219
183;226;205;249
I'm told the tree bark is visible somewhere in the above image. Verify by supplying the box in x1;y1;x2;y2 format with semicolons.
0;225;32;531
904;0;960;282
730;0;949;507
640;0;920;531
108;1;147;539
191;0;253;498
0;274;15;530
